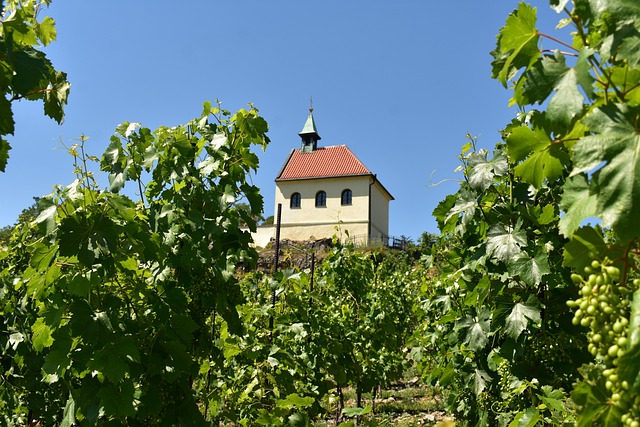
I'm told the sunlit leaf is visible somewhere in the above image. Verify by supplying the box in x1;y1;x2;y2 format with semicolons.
32;317;54;352
508;251;550;286
35;16;57;46
570;104;640;239
547;67;584;127
505;300;541;339
473;369;491;396
458;307;491;351
559;174;598;237
492;2;540;87
486;222;527;263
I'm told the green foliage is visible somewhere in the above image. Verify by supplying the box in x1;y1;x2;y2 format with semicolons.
0;0;70;172
412;0;640;425
206;244;419;425
492;0;640;242
261;215;275;226
416;231;437;254
0;102;269;425
0;225;12;246
413;135;586;424
492;0;640;424
567;261;640;425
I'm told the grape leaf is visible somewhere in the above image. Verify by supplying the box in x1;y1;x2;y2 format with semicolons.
506;125;568;188
559;174;598;237
514;50;569;107
562;226;613;270
508;250;550;286
34;197;57;235
8;332;24;350
43;70;70;124
473;369;491;396
276;393;315;408
537;385;568;413
88;347;128;383
547;67;584;127
446;188;477;236
506;125;550;162
575;47;595;100
11;49;50;96
514;143;569;188
32;317;54;352
43;347;70;382
458;307;491;351
35;16;57;46
30;242;57;270
491;2;540;87
505;301;541;339
597;0;640;68
98;380;136;417
0;96;15;135
0;138;10;172
508;407;539;427
60;394;76;427
570;103;640;239
486;222;527;263
342;406;372;417
433;194;457;234
468;149;508;191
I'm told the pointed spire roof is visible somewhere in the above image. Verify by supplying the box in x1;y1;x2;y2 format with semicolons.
298;108;321;140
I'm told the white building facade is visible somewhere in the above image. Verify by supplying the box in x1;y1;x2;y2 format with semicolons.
271;109;393;245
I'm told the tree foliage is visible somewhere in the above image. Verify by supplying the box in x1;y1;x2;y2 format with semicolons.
0;0;70;172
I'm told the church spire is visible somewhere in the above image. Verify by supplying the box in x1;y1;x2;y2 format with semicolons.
299;101;320;153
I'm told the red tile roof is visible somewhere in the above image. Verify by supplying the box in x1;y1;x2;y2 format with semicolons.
276;145;372;180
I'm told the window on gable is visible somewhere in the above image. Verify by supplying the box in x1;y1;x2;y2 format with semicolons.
341;189;352;206
315;190;326;207
290;192;301;208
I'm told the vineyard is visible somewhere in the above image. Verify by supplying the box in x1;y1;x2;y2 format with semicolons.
2;0;640;425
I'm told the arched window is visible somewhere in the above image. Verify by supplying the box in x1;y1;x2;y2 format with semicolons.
315;190;326;207
341;189;352;206
290;192;301;208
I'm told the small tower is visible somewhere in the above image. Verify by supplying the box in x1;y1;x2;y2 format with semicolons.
299;107;321;153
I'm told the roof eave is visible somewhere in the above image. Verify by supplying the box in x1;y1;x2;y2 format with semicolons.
274;149;296;181
275;173;373;182
374;179;395;201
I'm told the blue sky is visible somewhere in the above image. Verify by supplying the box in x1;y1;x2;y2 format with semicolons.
2;1;566;241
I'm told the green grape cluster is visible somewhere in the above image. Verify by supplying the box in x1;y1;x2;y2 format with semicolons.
476;360;523;417
567;260;640;426
476;391;490;411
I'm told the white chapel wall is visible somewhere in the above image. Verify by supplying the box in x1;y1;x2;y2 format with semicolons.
274;175;370;241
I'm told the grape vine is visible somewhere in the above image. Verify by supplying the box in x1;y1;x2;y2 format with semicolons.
412;0;640;425
3;1;640;426
0;102;269;425
0;0;70;172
